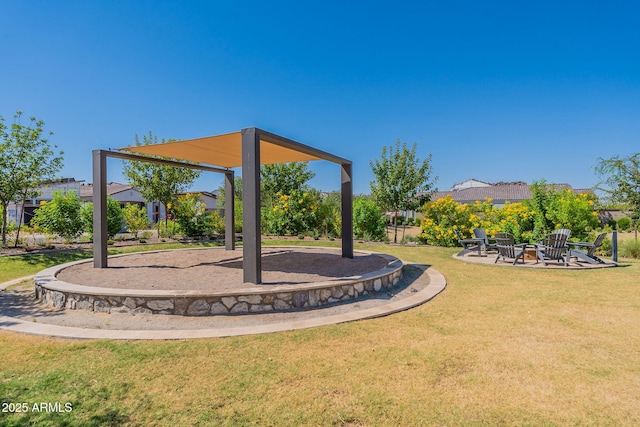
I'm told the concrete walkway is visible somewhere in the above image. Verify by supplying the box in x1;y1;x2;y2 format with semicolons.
0;264;446;340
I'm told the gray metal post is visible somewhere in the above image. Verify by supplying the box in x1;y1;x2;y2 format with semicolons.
92;150;108;268
341;162;354;258
612;229;618;262
241;128;261;284
224;171;235;250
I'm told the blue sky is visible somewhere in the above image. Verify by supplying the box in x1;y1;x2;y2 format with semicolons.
2;1;639;195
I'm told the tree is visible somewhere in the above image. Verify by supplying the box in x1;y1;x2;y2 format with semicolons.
0;111;63;245
316;191;342;238
81;197;124;238
122;131;200;234
31;191;84;241
217;176;243;233
595;153;640;239
264;190;318;236
353;197;387;241
260;162;315;207
370;139;437;243
121;203;149;238
171;193;223;237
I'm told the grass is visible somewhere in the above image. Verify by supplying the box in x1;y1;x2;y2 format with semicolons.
1;242;639;425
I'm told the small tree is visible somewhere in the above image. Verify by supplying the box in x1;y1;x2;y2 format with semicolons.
261;162;315;208
122;131;200;235
171;193;222;237
81;197;124;238
31;191;83;241
121;203;149;238
370;139;437;243
353;197;386;241
0;111;63;245
316;191;342;238
217;176;243;233
264;190;318;236
595;153;640;239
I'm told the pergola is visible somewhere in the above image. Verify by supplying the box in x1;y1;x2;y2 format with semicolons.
92;127;353;284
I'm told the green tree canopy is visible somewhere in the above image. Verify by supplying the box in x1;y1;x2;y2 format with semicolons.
0;111;64;245
260;162;315;207
370;139;437;243
353;197;387;241
122;131;201;227
81;196;124;239
595;153;640;238
31;191;84;241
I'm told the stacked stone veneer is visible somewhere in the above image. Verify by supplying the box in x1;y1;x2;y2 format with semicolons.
34;254;403;316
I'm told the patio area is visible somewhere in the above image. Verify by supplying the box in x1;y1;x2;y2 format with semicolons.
454;248;617;269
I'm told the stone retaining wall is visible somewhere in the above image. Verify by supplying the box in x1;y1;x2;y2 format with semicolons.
34;250;404;316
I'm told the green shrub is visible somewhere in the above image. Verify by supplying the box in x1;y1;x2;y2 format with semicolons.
353;198;387;241
620;238;640;259
170;193;224;237
32;191;84;241
158;220;180;238
264;190;318;236
80;197;124;238
122;203;149;237
617;217;631;231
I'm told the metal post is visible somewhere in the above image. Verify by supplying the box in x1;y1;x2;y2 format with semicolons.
341;162;354;258
224;171;235;250
92;150;108;268
241;128;261;284
612;229;618;262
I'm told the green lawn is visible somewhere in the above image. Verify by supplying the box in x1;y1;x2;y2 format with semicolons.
1;242;639;426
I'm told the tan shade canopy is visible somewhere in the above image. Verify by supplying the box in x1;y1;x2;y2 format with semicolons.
118;131;323;169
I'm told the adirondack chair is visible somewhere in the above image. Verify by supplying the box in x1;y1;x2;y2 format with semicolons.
454;229;483;257
534;232;570;266
568;232;607;264
553;228;572;238
494;233;527;265
473;228;498;253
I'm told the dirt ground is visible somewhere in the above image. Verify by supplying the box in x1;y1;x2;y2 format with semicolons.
56;247;391;291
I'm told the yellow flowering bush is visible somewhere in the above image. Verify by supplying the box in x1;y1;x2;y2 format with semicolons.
420;187;600;246
171;193;223;237
420;196;473;246
546;190;599;240
265;190;318;236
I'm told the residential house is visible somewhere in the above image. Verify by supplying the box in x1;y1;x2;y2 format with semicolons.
79;184;219;223
6;178;84;226
430;179;591;208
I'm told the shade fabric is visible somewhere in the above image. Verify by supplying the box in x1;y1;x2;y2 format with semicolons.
118;131;323;169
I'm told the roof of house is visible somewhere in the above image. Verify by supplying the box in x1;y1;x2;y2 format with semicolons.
178;191;217;199
79;182;133;198
430;182;589;204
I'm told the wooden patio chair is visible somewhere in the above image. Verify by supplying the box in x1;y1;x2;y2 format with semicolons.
473;228;498;253
454;229;483;257
534;232;570;267
553;228;572;238
494;233;527;265
568;232;607;264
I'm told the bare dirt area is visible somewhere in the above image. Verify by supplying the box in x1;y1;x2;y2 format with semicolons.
56;247;390;291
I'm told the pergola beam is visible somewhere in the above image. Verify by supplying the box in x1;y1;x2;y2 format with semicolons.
93;129;353;285
92;149;234;268
241;128;262;284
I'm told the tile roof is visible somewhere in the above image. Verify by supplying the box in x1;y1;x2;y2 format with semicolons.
430;183;577;204
79;183;133;198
